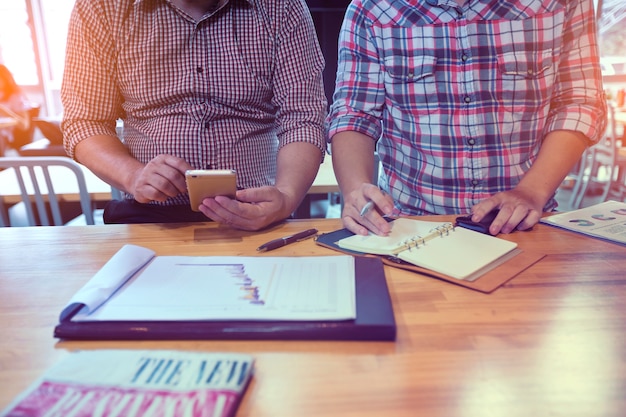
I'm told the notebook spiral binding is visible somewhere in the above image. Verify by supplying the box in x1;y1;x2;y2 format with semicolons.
391;223;456;255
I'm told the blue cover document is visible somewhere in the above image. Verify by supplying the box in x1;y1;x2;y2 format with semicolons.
54;245;396;341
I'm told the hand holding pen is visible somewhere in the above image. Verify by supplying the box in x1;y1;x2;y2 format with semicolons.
359;200;375;217
342;184;397;237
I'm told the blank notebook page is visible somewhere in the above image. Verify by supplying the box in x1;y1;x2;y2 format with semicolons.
396;226;517;280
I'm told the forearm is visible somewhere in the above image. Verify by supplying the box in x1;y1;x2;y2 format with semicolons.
516;130;588;206
275;141;323;214
74;135;144;193
330;131;377;196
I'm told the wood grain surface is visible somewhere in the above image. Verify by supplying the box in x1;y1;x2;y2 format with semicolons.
1;215;624;417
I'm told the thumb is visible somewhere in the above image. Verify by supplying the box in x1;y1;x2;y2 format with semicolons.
235;187;274;204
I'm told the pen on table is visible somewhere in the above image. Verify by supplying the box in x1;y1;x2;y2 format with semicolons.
360;201;374;217
256;228;318;252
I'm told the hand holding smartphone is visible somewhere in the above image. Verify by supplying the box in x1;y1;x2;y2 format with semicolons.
185;169;237;211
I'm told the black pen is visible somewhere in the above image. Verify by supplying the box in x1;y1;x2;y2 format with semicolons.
256;228;318;252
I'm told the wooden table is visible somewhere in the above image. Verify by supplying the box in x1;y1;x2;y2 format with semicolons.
0;157;337;204
0;162;114;205
1;156;338;221
615;109;626;141
614;109;626;127
309;156;339;194
1;216;625;416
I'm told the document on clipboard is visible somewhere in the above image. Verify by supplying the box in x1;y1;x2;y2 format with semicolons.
54;245;396;341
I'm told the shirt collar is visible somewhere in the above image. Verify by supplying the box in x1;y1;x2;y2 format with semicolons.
426;0;469;7
136;0;254;10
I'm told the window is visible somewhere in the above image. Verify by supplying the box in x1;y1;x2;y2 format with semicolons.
0;2;38;86
0;0;74;116
39;1;74;89
597;0;626;76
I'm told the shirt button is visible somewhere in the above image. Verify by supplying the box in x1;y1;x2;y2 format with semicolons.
527;69;534;75
197;66;204;73
471;179;479;186
204;121;210;129
467;138;475;146
464;96;471;103
461;54;468;62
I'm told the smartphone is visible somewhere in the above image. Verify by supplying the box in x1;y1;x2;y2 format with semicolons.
185;169;237;211
455;209;499;234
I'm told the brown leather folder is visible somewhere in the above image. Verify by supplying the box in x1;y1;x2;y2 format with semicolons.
315;226;544;294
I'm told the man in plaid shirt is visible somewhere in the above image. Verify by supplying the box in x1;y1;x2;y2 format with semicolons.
62;0;326;230
327;0;607;236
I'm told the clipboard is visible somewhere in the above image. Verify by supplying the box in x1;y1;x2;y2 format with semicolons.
54;256;396;341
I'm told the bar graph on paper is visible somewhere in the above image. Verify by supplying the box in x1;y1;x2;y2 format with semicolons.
80;256;356;322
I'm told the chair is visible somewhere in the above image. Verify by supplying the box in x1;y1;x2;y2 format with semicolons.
0;156;96;226
569;104;619;209
607;145;626;201
566;148;595;210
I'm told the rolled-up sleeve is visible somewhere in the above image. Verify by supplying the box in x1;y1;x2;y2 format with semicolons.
272;0;327;158
544;0;607;145
61;0;125;159
326;2;384;144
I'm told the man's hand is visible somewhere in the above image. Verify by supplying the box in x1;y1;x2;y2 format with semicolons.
470;186;544;235
130;155;192;203
73;135;192;204
340;183;396;236
198;186;294;231
200;141;322;231
471;130;589;235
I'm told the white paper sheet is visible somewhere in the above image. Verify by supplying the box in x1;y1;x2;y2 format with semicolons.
69;251;356;322
540;200;626;245
61;245;155;320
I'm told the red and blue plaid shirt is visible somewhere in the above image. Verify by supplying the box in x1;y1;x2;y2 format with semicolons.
327;0;606;215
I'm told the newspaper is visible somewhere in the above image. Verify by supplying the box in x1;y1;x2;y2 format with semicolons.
1;350;254;417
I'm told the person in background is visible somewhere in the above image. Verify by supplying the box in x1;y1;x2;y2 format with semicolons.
0;64;31;154
62;0;327;229
327;0;607;236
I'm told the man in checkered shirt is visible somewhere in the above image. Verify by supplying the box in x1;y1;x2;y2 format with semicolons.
327;0;607;236
62;0;327;230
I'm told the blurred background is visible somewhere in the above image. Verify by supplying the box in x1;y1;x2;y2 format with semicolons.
0;0;623;122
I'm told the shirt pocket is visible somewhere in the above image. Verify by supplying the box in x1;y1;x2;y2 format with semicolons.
383;55;438;114
496;49;556;113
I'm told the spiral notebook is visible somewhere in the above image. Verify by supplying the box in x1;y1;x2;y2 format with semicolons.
316;218;544;293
